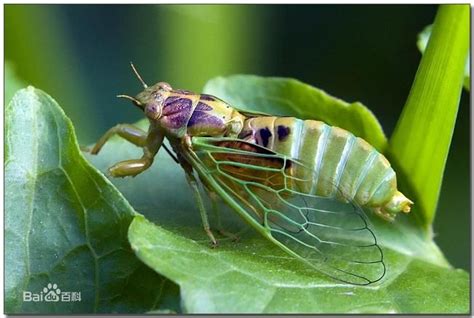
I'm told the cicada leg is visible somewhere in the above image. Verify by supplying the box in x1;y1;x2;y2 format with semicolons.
91;124;148;154
208;191;240;242
91;124;164;177
185;173;218;247
106;152;156;177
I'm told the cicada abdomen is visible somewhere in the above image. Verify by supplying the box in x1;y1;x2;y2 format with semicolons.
237;116;412;220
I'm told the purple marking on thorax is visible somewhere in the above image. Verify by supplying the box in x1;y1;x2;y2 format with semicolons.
188;101;224;129
164;96;181;107
195;101;213;111
188;110;224;129
163;98;191;115
162;97;193;129
277;125;291;141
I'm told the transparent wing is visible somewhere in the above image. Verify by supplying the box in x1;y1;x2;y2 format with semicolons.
188;137;386;285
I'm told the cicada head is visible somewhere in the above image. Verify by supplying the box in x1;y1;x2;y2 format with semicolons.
117;63;173;122
117;82;172;121
135;82;173;121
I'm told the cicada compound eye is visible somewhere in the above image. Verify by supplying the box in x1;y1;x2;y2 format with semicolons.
145;102;162;120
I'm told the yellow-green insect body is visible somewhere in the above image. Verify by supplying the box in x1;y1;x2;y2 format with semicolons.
92;64;413;285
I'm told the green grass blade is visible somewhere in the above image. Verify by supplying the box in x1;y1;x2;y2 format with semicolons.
417;24;470;91
5;62;26;104
157;5;263;91
388;5;469;226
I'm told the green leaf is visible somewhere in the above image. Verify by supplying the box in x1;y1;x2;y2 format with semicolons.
129;215;468;314
204;75;388;152
85;76;467;313
389;5;469;226
5;87;180;314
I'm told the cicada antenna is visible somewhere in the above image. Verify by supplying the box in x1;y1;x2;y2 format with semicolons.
129;62;148;88
116;94;143;106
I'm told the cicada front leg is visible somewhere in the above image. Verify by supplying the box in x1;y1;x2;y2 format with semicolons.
91;123;164;177
91;124;148;154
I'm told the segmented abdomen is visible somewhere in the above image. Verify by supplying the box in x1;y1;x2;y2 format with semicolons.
238;117;397;208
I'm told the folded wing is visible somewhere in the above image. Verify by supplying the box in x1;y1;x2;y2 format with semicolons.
188;137;386;285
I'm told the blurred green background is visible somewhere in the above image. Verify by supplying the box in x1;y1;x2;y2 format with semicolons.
5;5;469;270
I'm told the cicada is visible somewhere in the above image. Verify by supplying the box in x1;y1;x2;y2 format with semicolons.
91;64;413;285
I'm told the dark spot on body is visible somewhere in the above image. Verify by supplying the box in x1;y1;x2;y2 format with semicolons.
258;127;272;147
200;94;216;101
277;125;291;141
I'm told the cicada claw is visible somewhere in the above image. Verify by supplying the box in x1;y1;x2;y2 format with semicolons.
218;228;240;242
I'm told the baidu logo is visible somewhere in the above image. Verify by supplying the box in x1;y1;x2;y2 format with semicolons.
23;283;81;303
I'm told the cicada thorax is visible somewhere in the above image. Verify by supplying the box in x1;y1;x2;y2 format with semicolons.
159;91;245;139
233;116;404;214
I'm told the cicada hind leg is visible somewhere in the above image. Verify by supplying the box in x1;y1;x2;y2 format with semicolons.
181;158;240;246
183;171;219;247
